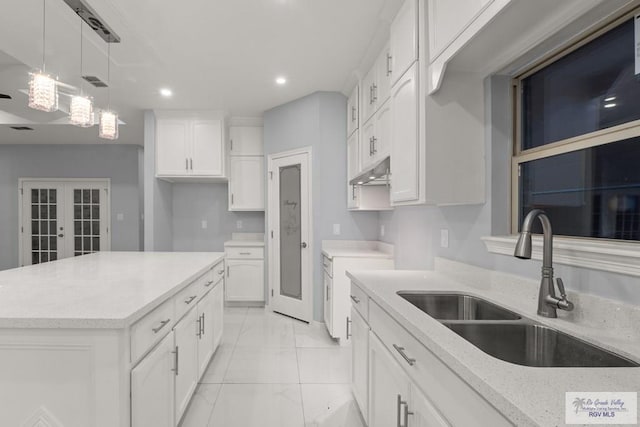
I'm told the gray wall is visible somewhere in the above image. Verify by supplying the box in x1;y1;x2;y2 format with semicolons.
0;144;141;271
172;183;265;251
379;75;640;307
143;111;173;251
264;91;380;321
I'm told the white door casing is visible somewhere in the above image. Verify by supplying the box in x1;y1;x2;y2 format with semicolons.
267;148;313;323
19;178;111;267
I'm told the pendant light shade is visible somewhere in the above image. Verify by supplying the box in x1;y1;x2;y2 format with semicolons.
98;110;118;139
69;95;94;127
28;72;58;112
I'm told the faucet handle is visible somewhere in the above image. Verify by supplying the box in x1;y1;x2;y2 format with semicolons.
555;277;575;311
556;277;567;298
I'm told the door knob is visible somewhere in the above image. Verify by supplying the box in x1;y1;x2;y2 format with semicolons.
58;234;64;238
301;242;308;249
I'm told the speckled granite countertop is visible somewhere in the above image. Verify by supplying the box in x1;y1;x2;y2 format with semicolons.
347;258;640;427
0;251;224;329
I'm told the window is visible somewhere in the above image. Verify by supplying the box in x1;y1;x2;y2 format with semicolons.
513;11;640;241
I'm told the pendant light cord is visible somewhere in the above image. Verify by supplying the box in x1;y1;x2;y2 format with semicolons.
79;17;83;94
42;0;46;72
107;42;111;109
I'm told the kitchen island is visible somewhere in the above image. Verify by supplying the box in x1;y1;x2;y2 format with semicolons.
0;251;225;427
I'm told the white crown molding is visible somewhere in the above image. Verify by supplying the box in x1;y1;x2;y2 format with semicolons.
482;235;640;277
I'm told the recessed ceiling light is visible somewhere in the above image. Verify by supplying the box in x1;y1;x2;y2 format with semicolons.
275;77;287;85
159;88;173;97
604;103;617;108
604;96;616;102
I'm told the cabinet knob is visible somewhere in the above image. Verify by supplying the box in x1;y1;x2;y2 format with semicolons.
301;242;308;249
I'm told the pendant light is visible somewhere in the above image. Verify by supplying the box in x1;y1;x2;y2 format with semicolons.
28;0;58;112
99;42;118;140
69;19;94;127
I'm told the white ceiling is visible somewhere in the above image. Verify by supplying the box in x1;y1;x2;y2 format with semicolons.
0;0;401;145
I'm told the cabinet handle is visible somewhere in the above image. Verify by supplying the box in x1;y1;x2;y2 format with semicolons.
196;316;202;338
326;284;329;301
227;266;230;277
205;280;214;287
369;137;374;156
152;318;171;334
346;317;352;338
184;295;197;305
239;251;251;255
352;185;356;201
397;395;413;427
190;158;193;170
231;194;234;205
372;84;378;103
351;106;356;122
185;158;189;170
372;136;378;154
350;295;360;304
230;139;233;152
393;344;416;366
369;85;374;105
387;53;392;76
201;313;205;336
171;346;179;376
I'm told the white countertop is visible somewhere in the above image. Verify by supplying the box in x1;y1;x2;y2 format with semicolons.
347;259;640;427
0;251;224;329
321;240;393;259
224;232;265;247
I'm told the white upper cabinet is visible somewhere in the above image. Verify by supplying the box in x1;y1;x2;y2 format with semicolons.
155;112;226;180
375;44;392;106
390;63;420;205
347;130;360;181
361;66;377;124
390;0;418;86
229;126;263;155
229;156;264;211
428;0;490;58
347;85;359;137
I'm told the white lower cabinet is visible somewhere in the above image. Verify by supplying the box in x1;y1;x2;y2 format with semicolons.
324;270;333;332
226;259;265;302
131;331;175;427
197;287;217;378
351;307;369;424
174;307;199;423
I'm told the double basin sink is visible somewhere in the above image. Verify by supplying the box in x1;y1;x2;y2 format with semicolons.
398;292;639;368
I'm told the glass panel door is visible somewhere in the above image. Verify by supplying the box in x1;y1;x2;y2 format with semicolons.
72;188;102;256
27;186;63;265
279;164;302;299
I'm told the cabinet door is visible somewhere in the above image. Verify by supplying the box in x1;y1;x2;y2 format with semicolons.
212;279;224;349
229;156;265;211
323;271;333;335
369;331;412;427
229;126;263;155
351;308;369;424
226;259;265;301
347;85;359;137
410;386;451;427
390;0;418;85
373;99;392;164
191;120;224;176
347;130;360;181
428;0;490;60
131;331;175;427
360;118;376;171
390;63;419;204
197;289;216;378
376;44;392;105
156;119;189;176
174;308;199;424
361;66;377;123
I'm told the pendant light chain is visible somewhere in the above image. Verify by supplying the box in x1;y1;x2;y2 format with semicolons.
79;16;83;94
42;0;46;72
107;42;111;109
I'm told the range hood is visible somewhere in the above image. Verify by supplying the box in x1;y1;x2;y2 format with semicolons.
349;156;390;186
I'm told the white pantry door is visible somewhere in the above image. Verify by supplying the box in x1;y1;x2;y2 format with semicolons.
20;179;110;266
268;148;312;323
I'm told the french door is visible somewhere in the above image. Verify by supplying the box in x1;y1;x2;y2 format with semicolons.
268;148;312;323
19;179;110;266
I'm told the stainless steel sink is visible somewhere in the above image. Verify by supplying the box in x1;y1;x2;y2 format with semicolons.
397;292;521;321
445;323;639;367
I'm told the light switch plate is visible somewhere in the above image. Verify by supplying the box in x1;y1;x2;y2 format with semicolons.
201;220;208;229
333;223;341;235
380;224;385;237
116;213;124;221
237;220;243;229
440;229;449;248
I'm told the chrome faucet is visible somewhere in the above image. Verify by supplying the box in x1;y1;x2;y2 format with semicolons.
514;209;574;318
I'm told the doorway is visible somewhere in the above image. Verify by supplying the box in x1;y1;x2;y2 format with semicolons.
19;178;111;266
267;148;312;323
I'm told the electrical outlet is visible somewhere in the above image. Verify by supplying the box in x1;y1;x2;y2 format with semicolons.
237;220;243;229
116;213;124;221
440;229;449;248
380;224;385;237
333;223;341;235
201;220;208;229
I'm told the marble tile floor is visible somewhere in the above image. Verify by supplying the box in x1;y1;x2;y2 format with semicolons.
179;307;366;427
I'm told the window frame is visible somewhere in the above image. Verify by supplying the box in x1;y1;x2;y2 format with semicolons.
511;7;640;236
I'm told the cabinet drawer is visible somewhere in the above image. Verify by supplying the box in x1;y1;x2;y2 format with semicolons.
175;276;204;321
210;261;226;287
322;255;333;277
369;301;512;427
226;247;264;259
131;298;174;363
349;282;369;322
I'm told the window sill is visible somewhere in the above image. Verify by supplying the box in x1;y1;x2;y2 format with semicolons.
481;235;640;277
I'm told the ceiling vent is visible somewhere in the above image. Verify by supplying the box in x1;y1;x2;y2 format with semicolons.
0;94;12;99
82;75;108;88
62;0;120;43
10;126;34;130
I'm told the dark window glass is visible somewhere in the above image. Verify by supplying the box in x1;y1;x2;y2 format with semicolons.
522;18;640;150
519;136;640;240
